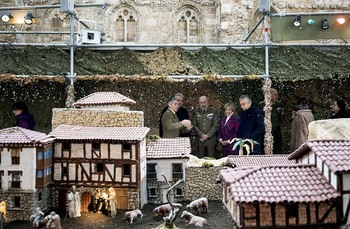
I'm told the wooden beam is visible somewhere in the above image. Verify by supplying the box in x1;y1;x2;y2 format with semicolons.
319;201;336;223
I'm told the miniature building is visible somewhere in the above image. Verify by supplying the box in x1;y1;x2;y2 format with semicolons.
146;138;191;204
72;92;136;111
218;164;341;229
0;127;55;222
227;154;296;167
49;124;149;210
52;91;143;129
289;140;350;225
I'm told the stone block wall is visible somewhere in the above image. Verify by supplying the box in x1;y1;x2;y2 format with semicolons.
52;108;144;129
3;191;35;222
185;166;225;201
128;188;140;210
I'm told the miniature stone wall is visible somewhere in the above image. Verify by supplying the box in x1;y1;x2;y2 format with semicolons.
128;189;140;210
52;108;144;129
185;166;225;201
3;191;34;222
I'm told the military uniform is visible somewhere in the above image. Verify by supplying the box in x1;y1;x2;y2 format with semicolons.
192;107;219;158
161;108;188;138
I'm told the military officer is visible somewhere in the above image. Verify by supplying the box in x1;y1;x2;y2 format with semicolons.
192;96;219;158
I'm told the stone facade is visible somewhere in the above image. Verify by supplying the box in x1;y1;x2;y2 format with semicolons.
185;166;225;201
0;0;348;44
52;108;144;129
2;186;51;222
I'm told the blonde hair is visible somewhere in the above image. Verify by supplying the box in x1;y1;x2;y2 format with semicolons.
224;102;236;112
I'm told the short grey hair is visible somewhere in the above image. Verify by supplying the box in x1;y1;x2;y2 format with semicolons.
167;97;177;105
174;93;184;98
239;95;251;103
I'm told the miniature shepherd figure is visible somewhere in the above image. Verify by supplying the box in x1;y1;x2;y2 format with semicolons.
30;207;44;228
108;187;117;217
67;185;81;218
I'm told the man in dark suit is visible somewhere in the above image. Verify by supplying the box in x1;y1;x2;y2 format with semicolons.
237;95;265;154
161;97;192;138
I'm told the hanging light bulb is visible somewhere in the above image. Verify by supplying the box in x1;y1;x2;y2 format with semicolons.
24;12;34;24
293;15;302;27
1;13;12;23
321;19;329;30
337;17;346;25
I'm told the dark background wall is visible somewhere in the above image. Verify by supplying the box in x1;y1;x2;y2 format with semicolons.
1;74;349;154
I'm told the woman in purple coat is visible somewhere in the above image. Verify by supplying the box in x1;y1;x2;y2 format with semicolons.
218;103;240;157
12;101;36;130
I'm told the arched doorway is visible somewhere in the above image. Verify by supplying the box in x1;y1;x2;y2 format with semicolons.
80;192;93;213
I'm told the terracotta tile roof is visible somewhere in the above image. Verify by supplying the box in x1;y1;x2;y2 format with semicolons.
72;92;136;107
219;165;340;204
49;125;149;141
228;155;296;167
289;140;350;174
147;138;191;159
0;127;54;145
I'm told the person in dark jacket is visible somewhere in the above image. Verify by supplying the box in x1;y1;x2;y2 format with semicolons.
12;101;36;130
330;99;348;119
237;95;265;154
159;93;190;137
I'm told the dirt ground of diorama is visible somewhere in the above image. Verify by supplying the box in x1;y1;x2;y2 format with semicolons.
6;200;233;229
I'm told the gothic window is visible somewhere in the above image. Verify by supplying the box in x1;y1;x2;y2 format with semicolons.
116;9;137;42
177;9;200;43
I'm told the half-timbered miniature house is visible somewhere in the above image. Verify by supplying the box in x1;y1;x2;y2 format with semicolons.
289;140;350;225
0;127;55;221
146;138;191;204
218;164;342;229
49;124;149;211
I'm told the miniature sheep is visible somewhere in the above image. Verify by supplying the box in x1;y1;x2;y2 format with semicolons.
124;209;143;224
180;210;208;227
186;197;208;215
44;211;62;229
152;203;172;217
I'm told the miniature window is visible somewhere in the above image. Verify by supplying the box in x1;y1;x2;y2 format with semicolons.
62;167;68;176
147;164;157;180
148;188;157;197
13;196;20;207
175;188;183;196
172;163;183;180
0;171;3;189
123;143;131;151
123;164;130;176
37;170;43;178
96;163;104;173
37;151;43;160
44;166;52;176
38;192;42;201
11;148;20;164
92;143;100;151
62;142;70;151
288;203;298;218
11;173;21;189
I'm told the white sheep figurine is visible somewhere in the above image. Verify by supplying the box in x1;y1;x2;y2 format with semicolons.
186;197;208;215
181;210;208;227
124;209;143;224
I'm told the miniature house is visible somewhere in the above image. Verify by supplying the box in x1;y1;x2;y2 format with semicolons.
72;91;136;111
288;139;350;225
146;138;191;204
49;124;149;210
0;127;55;221
218;164;341;229
52;91;143;129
